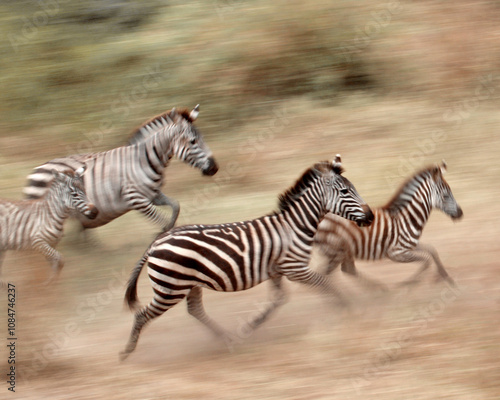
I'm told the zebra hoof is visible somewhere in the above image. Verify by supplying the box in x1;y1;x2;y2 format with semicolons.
440;275;456;288
42;274;59;286
397;278;420;288
119;350;131;362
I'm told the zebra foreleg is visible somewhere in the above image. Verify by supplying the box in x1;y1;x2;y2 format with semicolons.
341;257;388;292
283;267;349;307
416;243;455;286
320;249;342;276
246;276;287;331
315;236;350;275
152;192;180;231
33;239;64;285
186;286;231;339
132;198;177;233
390;249;432;287
80;225;102;249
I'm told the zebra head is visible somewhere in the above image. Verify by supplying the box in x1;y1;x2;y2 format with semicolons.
52;167;98;220
429;161;463;220
169;105;219;176
322;155;373;227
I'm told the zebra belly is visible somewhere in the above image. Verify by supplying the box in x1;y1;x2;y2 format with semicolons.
74;204;127;229
343;209;391;261
146;228;273;294
78;158;162;229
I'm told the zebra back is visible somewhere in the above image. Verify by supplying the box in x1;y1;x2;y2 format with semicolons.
23;105;216;200
127;105;200;146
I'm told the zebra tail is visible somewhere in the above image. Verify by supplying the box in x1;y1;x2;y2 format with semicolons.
23;178;48;200
124;252;149;311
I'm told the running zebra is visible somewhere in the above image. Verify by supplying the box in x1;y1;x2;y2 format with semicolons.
23;105;218;232
120;156;374;360
0;167;98;284
314;161;463;288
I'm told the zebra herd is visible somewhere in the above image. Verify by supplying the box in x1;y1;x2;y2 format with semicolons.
0;105;463;361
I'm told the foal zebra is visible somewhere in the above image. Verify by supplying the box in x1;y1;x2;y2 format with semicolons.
314;162;463;287
0;167;98;284
23;105;218;231
120;156;374;360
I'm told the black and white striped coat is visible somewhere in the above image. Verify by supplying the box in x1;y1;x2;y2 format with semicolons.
23;106;218;231
120;157;374;359
315;162;463;287
0;168;98;283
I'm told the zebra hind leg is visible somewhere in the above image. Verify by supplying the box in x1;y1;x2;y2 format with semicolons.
390;249;432;287
120;294;186;361
341;258;388;292
120;308;150;361
284;267;350;307
186;286;233;344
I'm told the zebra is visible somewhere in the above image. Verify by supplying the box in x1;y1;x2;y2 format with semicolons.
314;161;463;288
120;155;374;360
23;105;218;232
0;167;98;284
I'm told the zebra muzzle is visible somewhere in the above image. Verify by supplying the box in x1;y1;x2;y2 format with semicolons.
202;157;219;176
451;206;463;220
86;204;99;220
357;205;374;227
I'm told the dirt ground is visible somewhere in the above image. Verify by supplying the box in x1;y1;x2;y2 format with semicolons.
1;174;499;399
0;95;500;399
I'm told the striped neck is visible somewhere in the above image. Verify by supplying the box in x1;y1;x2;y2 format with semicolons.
279;183;326;240
385;172;433;237
43;181;72;220
142;126;176;171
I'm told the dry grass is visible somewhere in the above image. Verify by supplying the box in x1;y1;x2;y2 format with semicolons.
1;0;500;399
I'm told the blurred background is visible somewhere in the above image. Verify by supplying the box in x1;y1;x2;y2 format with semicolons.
0;0;499;398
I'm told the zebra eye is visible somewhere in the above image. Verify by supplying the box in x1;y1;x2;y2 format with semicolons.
340;188;349;195
190;138;196;145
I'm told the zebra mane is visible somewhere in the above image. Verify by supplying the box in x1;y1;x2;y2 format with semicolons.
277;161;344;212
127;108;195;146
383;165;439;214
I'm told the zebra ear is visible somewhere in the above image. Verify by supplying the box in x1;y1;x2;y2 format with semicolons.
189;104;200;121
51;169;63;181
440;160;447;174
75;166;86;178
332;154;343;174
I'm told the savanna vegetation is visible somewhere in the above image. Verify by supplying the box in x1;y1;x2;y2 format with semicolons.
1;1;499;399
